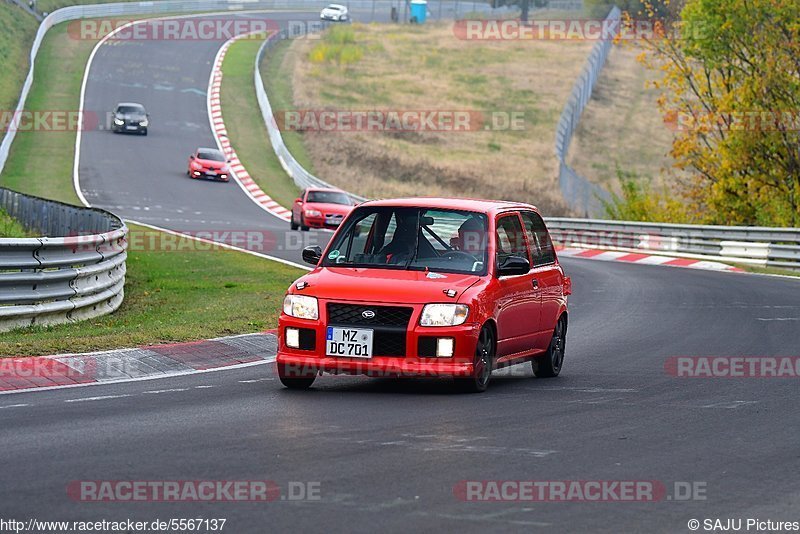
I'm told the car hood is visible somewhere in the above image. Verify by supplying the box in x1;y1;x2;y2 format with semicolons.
305;202;352;214
195;159;227;169
117;113;146;121
295;267;481;304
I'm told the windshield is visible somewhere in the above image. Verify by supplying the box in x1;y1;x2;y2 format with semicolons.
117;105;144;114
197;150;225;162
322;206;488;274
307;191;352;205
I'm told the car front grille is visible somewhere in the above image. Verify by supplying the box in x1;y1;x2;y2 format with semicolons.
327;303;413;357
327;303;412;327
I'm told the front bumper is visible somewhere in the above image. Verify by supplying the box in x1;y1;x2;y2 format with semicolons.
302;215;343;229
190;169;229;181
113;123;145;133
278;353;474;378
277;302;481;378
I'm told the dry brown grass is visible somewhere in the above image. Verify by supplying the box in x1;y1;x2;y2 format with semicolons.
282;22;594;216
567;44;679;193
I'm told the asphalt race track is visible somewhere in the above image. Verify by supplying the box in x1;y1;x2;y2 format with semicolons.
3;258;800;531
3;10;800;534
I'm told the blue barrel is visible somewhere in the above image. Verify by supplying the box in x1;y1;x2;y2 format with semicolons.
410;0;427;23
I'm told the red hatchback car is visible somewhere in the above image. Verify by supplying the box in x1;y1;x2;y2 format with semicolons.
187;148;231;182
277;198;571;393
291;188;355;231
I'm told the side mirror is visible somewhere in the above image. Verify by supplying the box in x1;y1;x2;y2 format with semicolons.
189;154;195;159
295;198;303;204
302;245;322;266
497;255;530;277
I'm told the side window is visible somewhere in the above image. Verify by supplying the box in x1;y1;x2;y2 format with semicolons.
521;211;556;266
495;214;529;264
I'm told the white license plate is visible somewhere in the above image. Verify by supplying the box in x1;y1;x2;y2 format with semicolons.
126;126;138;130
326;327;373;358
325;217;342;226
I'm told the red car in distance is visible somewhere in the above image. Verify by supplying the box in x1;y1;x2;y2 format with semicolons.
277;198;571;393
291;188;355;231
187;148;231;182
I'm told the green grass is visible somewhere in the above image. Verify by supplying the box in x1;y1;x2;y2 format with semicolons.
0;224;302;356
259;39;318;175
0;209;34;238
220;35;300;208
34;0;136;15
0;4;39;114
0;21;92;203
308;25;363;65
732;263;800;279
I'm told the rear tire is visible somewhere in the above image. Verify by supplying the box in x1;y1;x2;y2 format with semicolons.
454;325;494;393
278;364;316;390
532;315;566;378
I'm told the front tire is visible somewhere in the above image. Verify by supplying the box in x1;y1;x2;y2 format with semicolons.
278;363;316;390
290;213;299;230
300;214;310;232
454;325;494;393
532;315;566;378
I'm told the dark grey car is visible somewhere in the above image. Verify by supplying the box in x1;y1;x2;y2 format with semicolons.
111;102;149;135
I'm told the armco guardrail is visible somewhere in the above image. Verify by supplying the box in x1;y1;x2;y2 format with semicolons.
554;6;619;217
547;218;800;270
0;188;128;332
253;26;368;199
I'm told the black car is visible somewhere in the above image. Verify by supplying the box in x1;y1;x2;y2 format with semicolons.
111;102;149;135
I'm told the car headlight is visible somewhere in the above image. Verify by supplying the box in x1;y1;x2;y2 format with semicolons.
305;209;322;217
420;304;469;327
114;118;124;125
283;294;319;320
139;119;149;127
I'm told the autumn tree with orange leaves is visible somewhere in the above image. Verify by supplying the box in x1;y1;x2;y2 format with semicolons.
638;0;800;226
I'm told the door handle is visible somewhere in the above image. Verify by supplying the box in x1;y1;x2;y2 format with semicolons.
532;279;539;290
